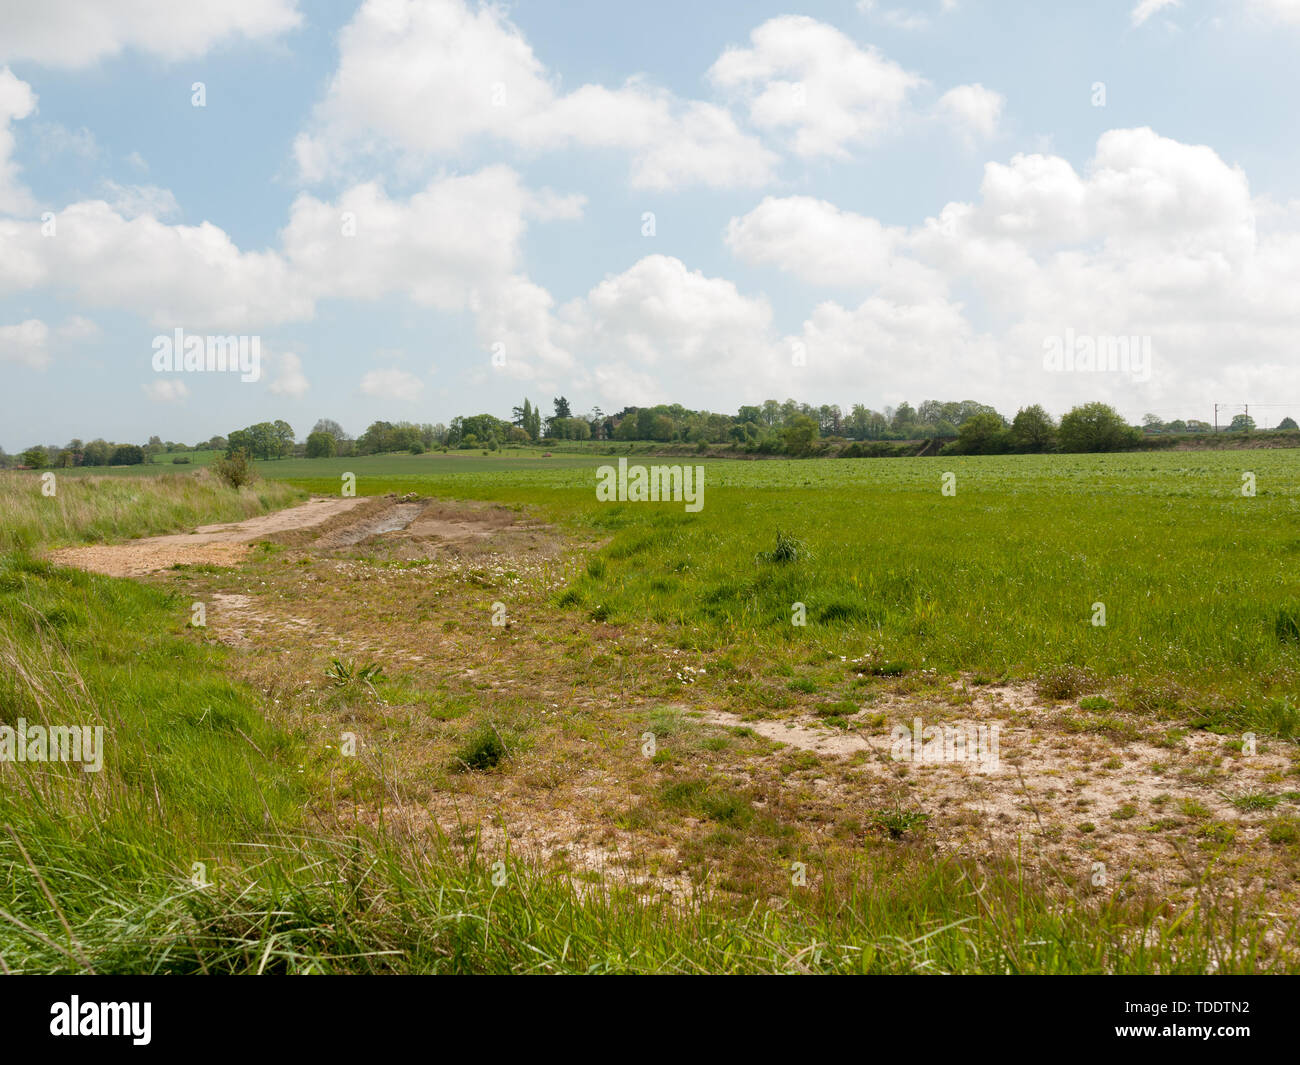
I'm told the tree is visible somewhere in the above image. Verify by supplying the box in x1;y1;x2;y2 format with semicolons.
782;414;820;457
553;396;572;420
312;418;350;442
271;420;295;457
1057;403;1141;452
1141;414;1164;432
305;431;336;458
21;446;47;468
890;402;917;435
1010;405;1057;452
1278;416;1298;431
954;412;1010;454
1229;413;1255;432
110;444;145;465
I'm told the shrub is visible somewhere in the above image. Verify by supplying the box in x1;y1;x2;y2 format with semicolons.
212;448;255;489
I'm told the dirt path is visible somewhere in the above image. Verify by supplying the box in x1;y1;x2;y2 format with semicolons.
47;496;369;576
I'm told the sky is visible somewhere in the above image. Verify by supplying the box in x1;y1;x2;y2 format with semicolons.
1;0;1299;450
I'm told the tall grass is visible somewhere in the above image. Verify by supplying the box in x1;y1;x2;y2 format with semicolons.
0;469;303;553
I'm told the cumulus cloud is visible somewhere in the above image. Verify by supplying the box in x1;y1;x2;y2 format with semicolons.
727;127;1300;413
1131;0;1181;26
267;351;309;398
142;378;189;402
0;67;37;215
56;314;99;340
282;166;563;309
0;318;48;367
708;16;923;158
0;161;584;385
0;199;308;327
295;0;776;190
1244;0;1300;25
935;83;1004;142
0;0;301;68
725;195;944;299
857;1;954;31
100;181;180;220
360;367;424;402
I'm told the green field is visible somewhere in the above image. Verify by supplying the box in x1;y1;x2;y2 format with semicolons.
3;449;1299;973
271;449;1300;726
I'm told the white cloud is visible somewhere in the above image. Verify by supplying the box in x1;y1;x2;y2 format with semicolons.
708;127;1300;414
267;351;309;398
56;314;99;340
282;166;555;309
0;161;581;386
725;195;943;299
709;16;923;158
100;180;180;220
0;199;308;327
858;1;960;30
1131;0;1181;26
294;0;777;190
143;379;189;402
554;255;780;406
0;67;37;215
1244;0;1300;25
935;83;1004;142
0;318;48;367
0;0;301;68
32;122;100;163
360;367;424;401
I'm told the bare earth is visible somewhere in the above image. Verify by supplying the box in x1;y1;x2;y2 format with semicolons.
47;497;369;576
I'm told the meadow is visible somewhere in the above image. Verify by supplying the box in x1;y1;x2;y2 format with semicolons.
275;448;1300;726
1;449;1298;973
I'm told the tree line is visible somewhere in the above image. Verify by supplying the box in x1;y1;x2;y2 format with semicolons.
7;397;1296;470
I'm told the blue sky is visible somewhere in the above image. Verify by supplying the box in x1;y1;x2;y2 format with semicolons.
2;0;1299;450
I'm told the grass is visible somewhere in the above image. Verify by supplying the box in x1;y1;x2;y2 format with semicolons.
0;468;303;553
5;545;1279;972
3;452;1300;972
254;448;1300;730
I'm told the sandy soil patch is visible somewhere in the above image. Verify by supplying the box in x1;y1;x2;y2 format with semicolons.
48;496;369;576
